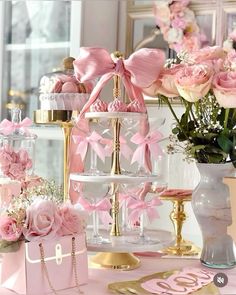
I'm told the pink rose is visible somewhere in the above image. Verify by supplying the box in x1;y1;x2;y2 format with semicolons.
188;46;226;63
175;64;213;102
0;216;22;241
213;71;236;108
58;205;87;236
23;199;62;241
143;64;183;98
8;163;25;180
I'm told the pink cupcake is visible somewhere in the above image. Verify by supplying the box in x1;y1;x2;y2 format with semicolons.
90;99;108;112
108;99;127;112
127;99;146;113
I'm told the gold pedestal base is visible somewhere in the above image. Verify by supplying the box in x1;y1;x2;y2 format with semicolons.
91;252;140;270
162;239;201;256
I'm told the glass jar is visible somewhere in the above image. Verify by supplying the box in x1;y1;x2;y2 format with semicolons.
39;57;92;111
0;108;37;183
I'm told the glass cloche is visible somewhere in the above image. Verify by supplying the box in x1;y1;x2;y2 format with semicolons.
39;57;93;111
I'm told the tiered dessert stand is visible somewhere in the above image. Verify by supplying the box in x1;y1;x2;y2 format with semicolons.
70;74;174;270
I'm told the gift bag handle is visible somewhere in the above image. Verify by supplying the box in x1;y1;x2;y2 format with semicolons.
39;237;83;294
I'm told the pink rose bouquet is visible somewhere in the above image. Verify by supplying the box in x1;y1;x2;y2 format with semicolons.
144;46;236;164
0;179;87;252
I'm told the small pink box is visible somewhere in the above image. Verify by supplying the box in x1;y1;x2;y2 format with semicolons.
1;233;88;294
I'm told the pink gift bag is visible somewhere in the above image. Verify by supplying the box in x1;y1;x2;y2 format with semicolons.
1;233;88;295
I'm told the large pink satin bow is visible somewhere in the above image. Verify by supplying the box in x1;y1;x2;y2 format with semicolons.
73;47;165;117
0;118;32;136
73;131;105;162
78;197;113;227
101;136;133;160
131;130;163;172
127;197;162;224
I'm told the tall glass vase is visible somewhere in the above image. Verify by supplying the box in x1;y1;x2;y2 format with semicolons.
192;163;236;269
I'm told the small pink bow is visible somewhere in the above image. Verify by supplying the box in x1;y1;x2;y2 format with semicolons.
101;136;133;160
0;118;32;136
73;131;105;162
78;197;113;227
127;197;162;224
118;193;133;208
131;130;163;172
74;47;165;117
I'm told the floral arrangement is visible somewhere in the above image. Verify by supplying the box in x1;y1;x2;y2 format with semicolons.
153;0;206;53
144;46;236;165
0;179;87;252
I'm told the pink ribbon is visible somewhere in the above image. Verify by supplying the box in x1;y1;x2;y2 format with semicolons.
73;131;105;162
73;47;165;117
101;136;133;160
0;118;32;136
78;197;113;227
127;197;162;224
131;130;163;172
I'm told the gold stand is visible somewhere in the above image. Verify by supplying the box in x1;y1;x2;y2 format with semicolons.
34;110;75;201
160;194;201;256
91;252;140;270
91;62;140;270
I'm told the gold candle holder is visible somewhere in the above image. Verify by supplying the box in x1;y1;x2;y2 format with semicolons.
160;193;201;256
34;110;75;202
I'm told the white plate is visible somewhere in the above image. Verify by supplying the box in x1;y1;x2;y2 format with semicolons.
85;112;147;120
70;173;158;184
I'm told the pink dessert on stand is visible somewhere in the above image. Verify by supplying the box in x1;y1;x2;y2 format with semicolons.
108;98;127;112
90;99;108;112
127;99;146;113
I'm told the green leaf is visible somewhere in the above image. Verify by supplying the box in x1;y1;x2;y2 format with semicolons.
0;240;21;253
217;135;234;153
172;127;179;135
190;145;206;153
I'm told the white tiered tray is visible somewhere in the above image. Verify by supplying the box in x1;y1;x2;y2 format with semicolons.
86;228;174;253
70;173;159;184
85;112;147;120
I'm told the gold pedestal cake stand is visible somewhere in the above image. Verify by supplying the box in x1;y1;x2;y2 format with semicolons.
160;193;201;256
34;110;76;202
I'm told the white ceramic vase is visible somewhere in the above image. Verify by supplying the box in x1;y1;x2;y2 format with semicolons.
192;163;236;269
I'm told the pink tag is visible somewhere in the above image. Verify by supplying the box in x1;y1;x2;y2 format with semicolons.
141;267;214;294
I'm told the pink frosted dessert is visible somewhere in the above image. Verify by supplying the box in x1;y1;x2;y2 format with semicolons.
108;99;127;112
127;99;146;113
90;99;108;112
